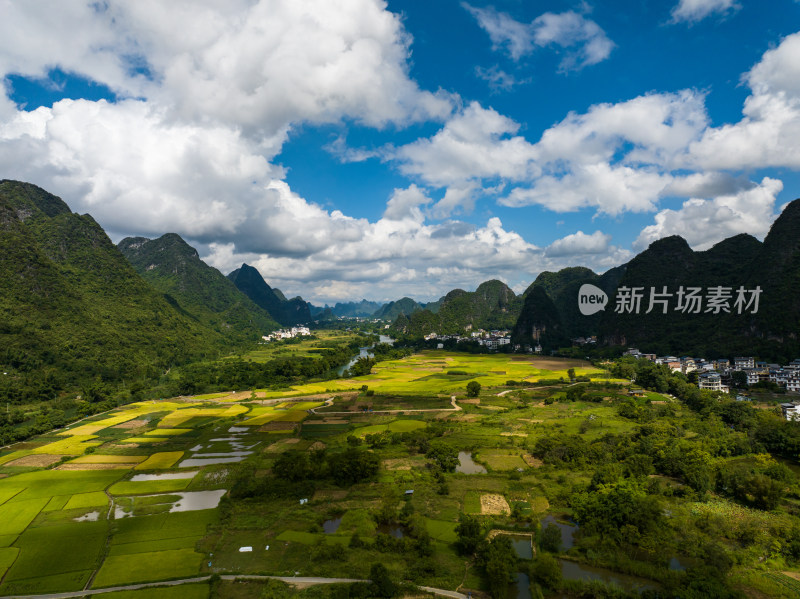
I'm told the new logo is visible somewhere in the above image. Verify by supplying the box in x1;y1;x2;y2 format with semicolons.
578;284;608;316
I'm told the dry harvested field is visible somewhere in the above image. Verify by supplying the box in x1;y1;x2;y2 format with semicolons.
480;493;510;515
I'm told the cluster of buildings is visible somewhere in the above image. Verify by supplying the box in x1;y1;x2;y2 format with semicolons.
624;348;800;419
261;326;311;342
423;329;513;350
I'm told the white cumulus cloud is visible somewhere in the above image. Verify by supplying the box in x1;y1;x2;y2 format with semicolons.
670;0;740;24
635;177;783;251
463;3;614;71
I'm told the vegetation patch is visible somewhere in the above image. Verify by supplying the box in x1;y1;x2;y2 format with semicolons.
135;452;184;470
144;429;192;436
479;450;528;471
3;454;65;468
3;521;106;584
70;455;147;464
90;583;209;599
63;491;109;510
31;435;102;456
110;477;194;495
0;570;93;595
91;548;202;588
0;498;49;536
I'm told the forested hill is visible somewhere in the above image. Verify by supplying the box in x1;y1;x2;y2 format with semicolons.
512;199;800;359
118;234;279;341
0;180;230;401
395;280;523;335
228;263;311;326
594;200;800;359
373;297;423;320
512;265;626;349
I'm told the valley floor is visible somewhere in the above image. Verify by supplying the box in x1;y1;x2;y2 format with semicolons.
0;352;797;598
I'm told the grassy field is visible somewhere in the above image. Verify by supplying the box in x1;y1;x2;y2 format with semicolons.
242;330;360;363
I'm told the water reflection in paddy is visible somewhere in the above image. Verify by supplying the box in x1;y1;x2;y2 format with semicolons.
456;451;487;474
130;471;197;481
114;489;226;518
558;559;658;592
179;456;245;468
323;517;342;533
190;451;253;458
74;511;100;522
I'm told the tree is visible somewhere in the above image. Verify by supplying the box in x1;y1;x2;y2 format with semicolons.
466;380;481;397
731;370;748;389
478;536;517;599
272;450;311;482
567;368;576;381
328;448;379;486
530;554;562;591
426;442;459;472
455;513;483;555
369;563;397;598
539;523;562;553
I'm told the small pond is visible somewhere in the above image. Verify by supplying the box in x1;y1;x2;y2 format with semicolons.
456;451;487;474
510;535;533;559
541;515;578;549
376;523;406;538
228;426;249;433
323;517;342;533
558;559;659;592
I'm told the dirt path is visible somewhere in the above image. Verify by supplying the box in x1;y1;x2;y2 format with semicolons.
0;575;468;599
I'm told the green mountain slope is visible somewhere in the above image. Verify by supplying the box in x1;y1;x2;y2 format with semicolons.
0;180;228;397
373;297;423;320
591;202;800;359
521;265;626;340
511;286;568;351
397;280;523;335
118;234;278;340
227;264;311;326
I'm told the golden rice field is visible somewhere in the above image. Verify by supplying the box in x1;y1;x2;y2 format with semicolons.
255;351;609;398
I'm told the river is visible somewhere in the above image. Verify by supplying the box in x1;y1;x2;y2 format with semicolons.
336;335;395;376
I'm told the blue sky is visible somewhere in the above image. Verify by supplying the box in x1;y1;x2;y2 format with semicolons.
2;0;800;303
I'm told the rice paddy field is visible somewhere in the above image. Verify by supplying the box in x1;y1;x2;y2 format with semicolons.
0;351;793;598
254;351;610;399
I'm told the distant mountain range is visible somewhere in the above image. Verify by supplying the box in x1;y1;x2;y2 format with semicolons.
510;199;800;360
393;280;523;336
5;178;800;397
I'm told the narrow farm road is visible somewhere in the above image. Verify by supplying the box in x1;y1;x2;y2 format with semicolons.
0;575;468;599
309;395;461;415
